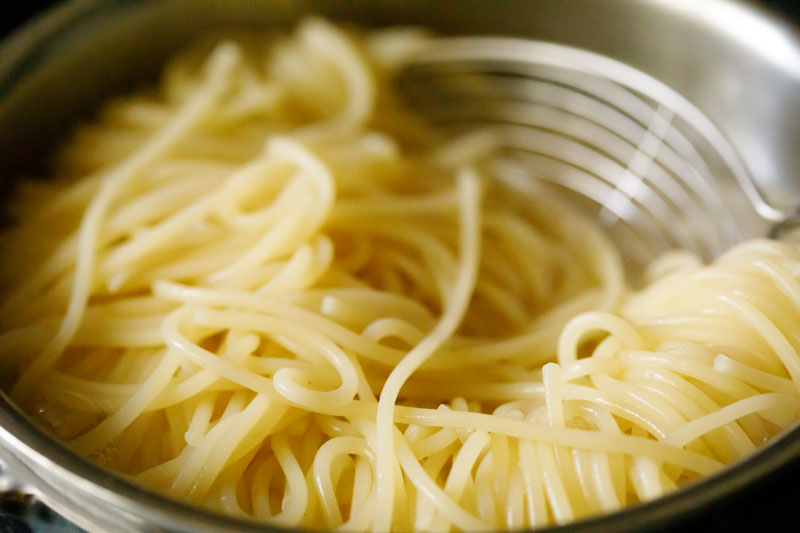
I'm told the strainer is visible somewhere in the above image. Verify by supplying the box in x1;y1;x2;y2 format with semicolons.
395;37;796;274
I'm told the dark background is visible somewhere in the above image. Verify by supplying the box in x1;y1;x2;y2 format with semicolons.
1;1;799;532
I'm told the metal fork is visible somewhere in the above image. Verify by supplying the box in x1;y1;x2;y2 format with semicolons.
395;37;796;274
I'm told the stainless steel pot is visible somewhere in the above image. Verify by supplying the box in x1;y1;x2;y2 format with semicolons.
1;1;799;531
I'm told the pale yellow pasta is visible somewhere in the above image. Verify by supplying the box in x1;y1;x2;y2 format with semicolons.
2;17;800;532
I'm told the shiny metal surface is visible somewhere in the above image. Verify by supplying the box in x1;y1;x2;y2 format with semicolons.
0;1;799;532
395;36;792;274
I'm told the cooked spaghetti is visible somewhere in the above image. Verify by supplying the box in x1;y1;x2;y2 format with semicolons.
1;19;799;531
